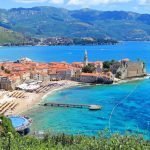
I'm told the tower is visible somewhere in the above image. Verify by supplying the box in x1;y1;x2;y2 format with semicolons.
84;49;88;66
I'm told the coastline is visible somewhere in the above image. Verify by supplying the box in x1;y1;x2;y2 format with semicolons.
1;76;149;116
113;76;149;85
11;80;80;115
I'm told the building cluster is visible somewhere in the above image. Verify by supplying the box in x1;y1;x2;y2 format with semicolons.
0;50;146;91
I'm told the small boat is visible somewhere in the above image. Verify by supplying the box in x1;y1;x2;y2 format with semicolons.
89;105;101;110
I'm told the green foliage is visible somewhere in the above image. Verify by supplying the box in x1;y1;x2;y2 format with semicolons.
82;64;96;73
0;7;150;40
0;27;26;45
1;66;4;70
103;60;117;70
0;115;16;137
0;130;150;150
4;69;11;74
0;117;149;150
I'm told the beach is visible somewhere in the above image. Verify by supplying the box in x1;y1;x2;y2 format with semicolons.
0;76;149;116
0;80;80;115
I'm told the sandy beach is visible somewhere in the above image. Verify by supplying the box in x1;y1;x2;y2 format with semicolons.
0;76;149;116
0;80;80;115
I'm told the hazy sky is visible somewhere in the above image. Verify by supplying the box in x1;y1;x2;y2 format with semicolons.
0;0;150;13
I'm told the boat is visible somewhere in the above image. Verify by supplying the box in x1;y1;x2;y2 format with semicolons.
88;105;101;110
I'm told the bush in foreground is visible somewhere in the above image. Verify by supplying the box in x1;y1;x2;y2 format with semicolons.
0;131;150;150
0;116;150;150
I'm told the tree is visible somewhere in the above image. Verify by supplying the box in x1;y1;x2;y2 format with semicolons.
82;64;96;73
103;60;117;70
116;71;122;78
1;66;4;70
4;69;11;74
103;61;111;69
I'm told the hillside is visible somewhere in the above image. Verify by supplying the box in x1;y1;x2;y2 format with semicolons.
0;116;150;150
0;7;150;40
0;27;27;45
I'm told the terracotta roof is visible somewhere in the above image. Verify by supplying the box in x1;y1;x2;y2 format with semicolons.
122;58;130;62
80;73;100;77
72;62;83;64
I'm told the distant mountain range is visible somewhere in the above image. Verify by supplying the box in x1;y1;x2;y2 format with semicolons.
0;6;150;41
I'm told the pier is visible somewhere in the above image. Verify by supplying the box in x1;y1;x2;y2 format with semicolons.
43;102;102;110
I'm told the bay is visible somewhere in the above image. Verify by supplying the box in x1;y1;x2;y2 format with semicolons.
1;42;150;138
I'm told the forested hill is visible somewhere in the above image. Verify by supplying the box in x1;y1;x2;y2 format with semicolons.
0;27;27;45
0;6;150;41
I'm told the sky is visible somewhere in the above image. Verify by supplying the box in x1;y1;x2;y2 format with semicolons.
0;0;150;14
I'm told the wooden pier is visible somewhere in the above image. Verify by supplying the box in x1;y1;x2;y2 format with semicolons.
44;102;102;110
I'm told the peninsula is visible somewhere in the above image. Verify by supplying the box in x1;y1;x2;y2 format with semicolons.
0;50;147;116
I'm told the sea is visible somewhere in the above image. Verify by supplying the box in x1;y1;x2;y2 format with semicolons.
0;42;150;138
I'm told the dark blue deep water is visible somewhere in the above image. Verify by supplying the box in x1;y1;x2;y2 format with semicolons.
1;42;149;138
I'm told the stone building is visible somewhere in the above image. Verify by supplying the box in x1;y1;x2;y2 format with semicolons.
0;76;21;90
111;59;146;79
84;50;88;66
48;69;75;81
80;73;113;84
30;72;49;81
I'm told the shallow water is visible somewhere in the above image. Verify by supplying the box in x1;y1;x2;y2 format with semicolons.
25;79;150;139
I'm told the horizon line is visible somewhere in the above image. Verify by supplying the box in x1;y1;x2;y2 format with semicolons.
0;5;150;15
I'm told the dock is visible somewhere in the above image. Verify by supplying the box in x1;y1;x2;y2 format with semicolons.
43;102;102;110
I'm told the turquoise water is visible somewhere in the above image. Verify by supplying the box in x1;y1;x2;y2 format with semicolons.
26;80;150;138
1;42;150;138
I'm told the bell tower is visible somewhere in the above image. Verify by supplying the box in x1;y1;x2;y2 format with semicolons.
84;50;88;66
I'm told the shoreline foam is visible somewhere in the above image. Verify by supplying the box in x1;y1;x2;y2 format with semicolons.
113;76;148;85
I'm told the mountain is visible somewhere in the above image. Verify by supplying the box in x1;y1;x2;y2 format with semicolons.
0;7;150;40
0;26;27;45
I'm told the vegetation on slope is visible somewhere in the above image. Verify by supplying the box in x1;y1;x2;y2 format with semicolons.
0;115;17;137
0;7;150;40
0;27;26;45
0;115;150;150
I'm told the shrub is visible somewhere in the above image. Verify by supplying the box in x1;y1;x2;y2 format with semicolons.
0;116;149;149
103;60;117;70
82;64;96;73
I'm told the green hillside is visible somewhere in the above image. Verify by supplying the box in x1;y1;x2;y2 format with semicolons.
0;7;150;40
0;27;26;45
0;116;150;150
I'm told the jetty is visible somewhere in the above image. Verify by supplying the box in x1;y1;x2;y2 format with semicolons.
43;102;102;110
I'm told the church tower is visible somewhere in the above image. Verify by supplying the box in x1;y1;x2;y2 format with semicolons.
84;50;88;66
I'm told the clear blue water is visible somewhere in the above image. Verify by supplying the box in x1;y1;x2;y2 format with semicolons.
26;80;150;139
9;116;28;128
1;42;150;138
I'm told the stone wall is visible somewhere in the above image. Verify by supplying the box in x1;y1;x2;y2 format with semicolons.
79;75;113;84
116;61;146;79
